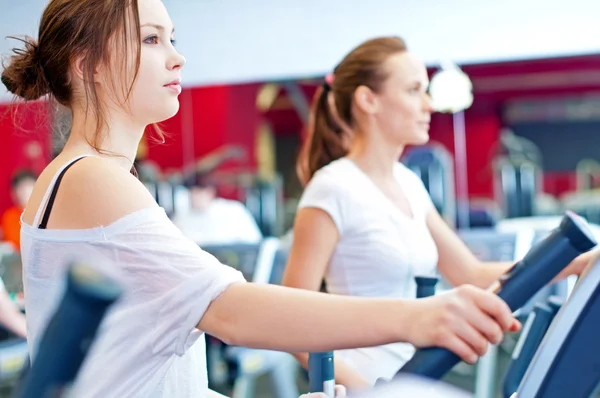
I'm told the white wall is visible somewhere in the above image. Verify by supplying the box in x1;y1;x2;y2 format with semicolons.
2;0;600;103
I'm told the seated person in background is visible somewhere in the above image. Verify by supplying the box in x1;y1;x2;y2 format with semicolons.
173;172;263;245
1;170;37;251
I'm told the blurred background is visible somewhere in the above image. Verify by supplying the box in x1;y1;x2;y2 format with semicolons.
1;0;600;397
3;0;600;234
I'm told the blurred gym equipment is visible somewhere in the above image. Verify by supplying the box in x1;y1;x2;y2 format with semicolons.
396;211;596;384
493;129;544;219
576;159;600;192
13;263;122;398
448;228;533;398
202;238;299;398
502;295;563;398
515;255;600;397
402;144;456;227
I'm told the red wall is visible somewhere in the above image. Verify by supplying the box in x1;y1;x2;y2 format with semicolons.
428;109;501;199
147;84;261;172
0;102;52;213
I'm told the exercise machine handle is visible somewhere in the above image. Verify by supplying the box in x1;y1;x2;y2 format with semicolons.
308;351;335;397
396;211;596;380
415;276;439;299
14;263;122;398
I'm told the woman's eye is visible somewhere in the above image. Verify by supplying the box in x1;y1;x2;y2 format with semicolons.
144;35;159;45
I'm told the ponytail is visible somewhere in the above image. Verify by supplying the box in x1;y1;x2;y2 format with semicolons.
296;83;349;186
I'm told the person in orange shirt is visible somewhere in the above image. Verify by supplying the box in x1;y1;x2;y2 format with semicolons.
1;170;37;251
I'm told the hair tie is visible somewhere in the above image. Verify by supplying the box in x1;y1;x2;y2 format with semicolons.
322;73;335;92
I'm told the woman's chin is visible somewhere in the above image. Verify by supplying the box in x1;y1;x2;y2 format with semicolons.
411;132;430;146
149;101;180;123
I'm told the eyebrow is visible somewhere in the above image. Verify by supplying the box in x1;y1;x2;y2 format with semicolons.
141;23;175;34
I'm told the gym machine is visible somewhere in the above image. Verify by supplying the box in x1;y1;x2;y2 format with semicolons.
395;211;595;379
514;253;600;397
243;175;285;237
493;130;543;219
202;239;299;398
308;211;596;396
13;263;122;398
402;145;456;227
502;296;563;398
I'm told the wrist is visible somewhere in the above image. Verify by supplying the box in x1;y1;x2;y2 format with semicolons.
388;298;415;344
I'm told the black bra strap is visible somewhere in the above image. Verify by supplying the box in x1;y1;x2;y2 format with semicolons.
38;157;87;230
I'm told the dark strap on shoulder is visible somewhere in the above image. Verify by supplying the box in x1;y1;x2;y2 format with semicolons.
39;157;87;229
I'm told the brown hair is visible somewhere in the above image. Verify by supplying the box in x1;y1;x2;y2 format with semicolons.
296;36;408;185
0;0;161;153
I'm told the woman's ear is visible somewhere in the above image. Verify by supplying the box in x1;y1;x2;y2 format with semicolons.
353;85;379;115
71;54;89;82
72;53;107;85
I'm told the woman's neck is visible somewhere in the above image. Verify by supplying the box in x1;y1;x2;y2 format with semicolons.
346;134;403;181
60;108;145;171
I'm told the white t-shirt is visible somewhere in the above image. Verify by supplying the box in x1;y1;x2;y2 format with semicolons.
172;198;263;245
20;158;246;398
298;158;439;385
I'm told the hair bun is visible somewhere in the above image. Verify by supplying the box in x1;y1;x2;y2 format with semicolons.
1;36;51;101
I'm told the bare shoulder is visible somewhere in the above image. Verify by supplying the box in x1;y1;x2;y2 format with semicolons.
23;156;158;229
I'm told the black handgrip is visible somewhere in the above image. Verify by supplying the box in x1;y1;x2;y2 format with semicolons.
396;211;596;380
415;276;439;299
14;263;122;398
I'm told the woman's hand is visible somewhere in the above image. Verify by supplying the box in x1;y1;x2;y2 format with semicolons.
407;285;521;364
553;249;600;283
300;385;346;397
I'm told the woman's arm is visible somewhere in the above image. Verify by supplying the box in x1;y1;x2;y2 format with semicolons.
201;208;520;368
426;210;513;288
201;278;519;363
427;210;591;289
201;282;409;353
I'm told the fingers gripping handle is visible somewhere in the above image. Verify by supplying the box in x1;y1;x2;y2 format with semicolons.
396;211;597;380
